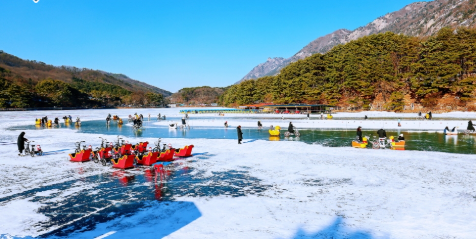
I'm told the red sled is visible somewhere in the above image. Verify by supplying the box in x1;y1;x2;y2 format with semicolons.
132;142;149;154
69;149;92;162
96;147;113;160
136;152;158;166
111;154;135;169
115;144;133;155
158;149;175;161
174;145;194;157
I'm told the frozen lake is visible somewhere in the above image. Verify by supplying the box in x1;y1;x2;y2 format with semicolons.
1;109;476;239
11;119;476;154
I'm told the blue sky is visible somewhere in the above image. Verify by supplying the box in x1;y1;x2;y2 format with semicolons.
0;0;427;93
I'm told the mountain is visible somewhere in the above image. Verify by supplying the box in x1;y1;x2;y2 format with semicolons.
0;51;172;97
237;57;286;84
239;0;476;82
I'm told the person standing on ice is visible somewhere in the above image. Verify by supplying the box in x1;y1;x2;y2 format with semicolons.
377;128;386;138
356;126;363;142
17;132;28;156
257;121;262;129
288;122;294;134
181;117;187;126
307;112;310;119
237;125;243;144
467;120;475;132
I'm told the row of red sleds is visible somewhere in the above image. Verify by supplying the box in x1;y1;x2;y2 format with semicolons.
69;141;194;169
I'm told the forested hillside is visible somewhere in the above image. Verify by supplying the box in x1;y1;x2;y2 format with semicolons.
220;27;476;112
169;86;226;105
0;52;169;108
240;0;476;82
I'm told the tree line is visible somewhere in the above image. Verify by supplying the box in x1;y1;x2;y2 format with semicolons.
170;86;226;105
219;27;476;111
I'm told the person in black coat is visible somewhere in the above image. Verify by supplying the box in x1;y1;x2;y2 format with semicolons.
288;122;294;133
377;128;387;138
17;132;27;155
257;121;262;128
356;126;363;141
237;125;243;144
467;120;475;131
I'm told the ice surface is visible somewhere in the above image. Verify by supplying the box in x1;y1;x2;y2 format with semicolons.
0;109;476;238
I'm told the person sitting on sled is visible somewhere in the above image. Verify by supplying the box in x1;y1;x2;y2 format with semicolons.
356;126;363;142
398;134;405;141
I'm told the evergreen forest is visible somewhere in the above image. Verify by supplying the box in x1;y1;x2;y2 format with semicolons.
219;27;476;111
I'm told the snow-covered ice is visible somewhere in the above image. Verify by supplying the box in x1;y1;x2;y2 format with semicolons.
0;109;476;239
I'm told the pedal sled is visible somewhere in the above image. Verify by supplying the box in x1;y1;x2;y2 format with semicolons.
158;148;175;161
70;141;91;162
111;154;135;169
174;145;194;157
115;143;133;155
132;141;149;155
269;126;281;136
136;151;159;166
24;141;43;157
352;136;368;148
284;128;300;137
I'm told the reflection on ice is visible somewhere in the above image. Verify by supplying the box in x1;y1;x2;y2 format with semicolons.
445;134;458;145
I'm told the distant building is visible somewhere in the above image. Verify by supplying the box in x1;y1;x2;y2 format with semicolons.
211;103;218;107
167;104;177;108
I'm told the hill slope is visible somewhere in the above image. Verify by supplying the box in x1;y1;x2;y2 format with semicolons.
239;0;476;82
0;51;172;97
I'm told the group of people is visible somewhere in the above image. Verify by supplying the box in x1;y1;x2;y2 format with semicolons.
356;126;404;142
442;120;475;134
133;116;143;128
157;113;166;121
418;111;433;120
36;116;51;126
37;115;76;127
62;115;73;122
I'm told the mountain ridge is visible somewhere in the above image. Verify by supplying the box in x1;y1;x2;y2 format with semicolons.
239;0;476;83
